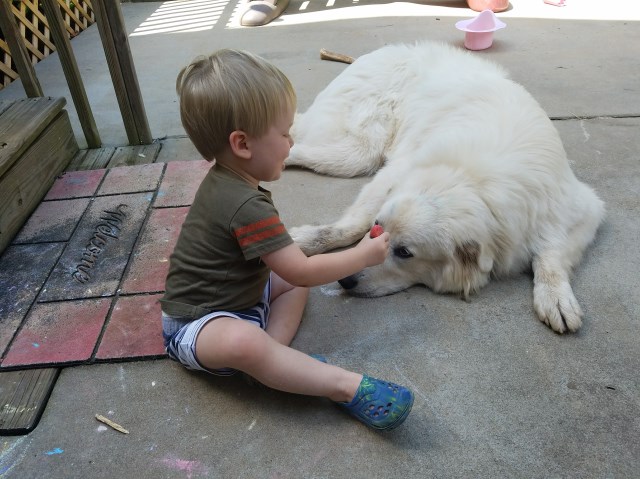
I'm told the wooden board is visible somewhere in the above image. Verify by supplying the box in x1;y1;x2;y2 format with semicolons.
66;147;115;172
0;368;59;435
92;0;152;145
0;97;65;177
0;111;78;253
66;144;163;172
41;0;101;149
107;143;161;168
0;1;43;98
65;149;89;172
0;101;12;117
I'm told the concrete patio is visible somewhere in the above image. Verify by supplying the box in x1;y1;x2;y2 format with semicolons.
0;0;638;477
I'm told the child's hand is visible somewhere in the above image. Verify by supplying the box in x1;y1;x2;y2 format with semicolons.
356;228;389;267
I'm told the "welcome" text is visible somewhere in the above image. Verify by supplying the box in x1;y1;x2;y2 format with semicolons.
72;205;128;284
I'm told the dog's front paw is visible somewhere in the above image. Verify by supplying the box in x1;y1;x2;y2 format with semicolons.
533;281;583;333
290;224;332;255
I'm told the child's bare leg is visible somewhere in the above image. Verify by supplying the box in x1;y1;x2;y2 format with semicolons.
194;275;414;430
195;317;360;402
266;273;308;345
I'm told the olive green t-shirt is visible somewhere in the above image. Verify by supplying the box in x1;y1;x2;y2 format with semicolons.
160;165;293;319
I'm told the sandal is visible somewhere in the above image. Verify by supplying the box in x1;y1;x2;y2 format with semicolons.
338;376;414;431
240;0;290;27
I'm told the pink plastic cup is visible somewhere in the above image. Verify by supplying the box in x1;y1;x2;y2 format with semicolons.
455;9;506;51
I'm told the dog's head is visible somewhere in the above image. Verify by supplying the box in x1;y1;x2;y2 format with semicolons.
340;186;496;298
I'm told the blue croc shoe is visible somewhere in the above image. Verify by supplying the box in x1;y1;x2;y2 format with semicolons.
338;376;414;431
309;354;328;363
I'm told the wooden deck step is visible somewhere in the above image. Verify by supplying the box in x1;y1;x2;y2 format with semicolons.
0;97;69;178
0;97;78;254
0;368;59;435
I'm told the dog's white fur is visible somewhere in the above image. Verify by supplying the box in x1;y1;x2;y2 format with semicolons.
287;42;604;334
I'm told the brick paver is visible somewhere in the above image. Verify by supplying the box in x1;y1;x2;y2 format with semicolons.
2;298;111;367
95;294;165;360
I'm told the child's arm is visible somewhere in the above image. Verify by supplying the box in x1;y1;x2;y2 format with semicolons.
261;231;389;288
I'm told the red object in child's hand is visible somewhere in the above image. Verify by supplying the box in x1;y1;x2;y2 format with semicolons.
370;224;384;238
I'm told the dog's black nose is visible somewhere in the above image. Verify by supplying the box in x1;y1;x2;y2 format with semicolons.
338;275;358;290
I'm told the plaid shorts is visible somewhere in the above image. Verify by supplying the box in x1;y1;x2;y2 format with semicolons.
162;278;271;376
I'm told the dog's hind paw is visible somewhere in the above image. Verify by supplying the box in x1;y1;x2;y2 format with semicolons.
533;281;584;334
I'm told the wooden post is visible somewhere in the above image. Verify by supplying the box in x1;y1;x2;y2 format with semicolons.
0;0;43;98
92;0;152;145
41;0;102;148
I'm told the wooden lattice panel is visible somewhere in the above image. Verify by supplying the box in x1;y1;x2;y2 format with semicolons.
0;0;95;90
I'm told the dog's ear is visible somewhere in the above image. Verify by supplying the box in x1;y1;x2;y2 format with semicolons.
455;241;494;274
455;240;494;299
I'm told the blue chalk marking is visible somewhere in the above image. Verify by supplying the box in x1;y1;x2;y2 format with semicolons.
45;448;64;455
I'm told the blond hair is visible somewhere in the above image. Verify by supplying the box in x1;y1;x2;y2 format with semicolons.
176;49;296;161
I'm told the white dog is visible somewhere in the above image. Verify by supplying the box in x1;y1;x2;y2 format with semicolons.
287;42;604;334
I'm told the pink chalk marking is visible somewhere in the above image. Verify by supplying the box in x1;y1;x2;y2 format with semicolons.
160;457;206;478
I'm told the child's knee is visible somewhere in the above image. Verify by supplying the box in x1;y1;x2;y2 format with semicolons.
217;323;269;366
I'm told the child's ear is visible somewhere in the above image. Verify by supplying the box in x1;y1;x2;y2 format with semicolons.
229;130;251;159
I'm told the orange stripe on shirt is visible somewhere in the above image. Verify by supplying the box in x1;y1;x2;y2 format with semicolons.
233;216;281;239
238;224;286;248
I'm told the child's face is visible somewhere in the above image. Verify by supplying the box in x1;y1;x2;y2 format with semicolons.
246;105;295;183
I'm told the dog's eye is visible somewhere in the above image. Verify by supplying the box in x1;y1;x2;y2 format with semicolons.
393;247;413;259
